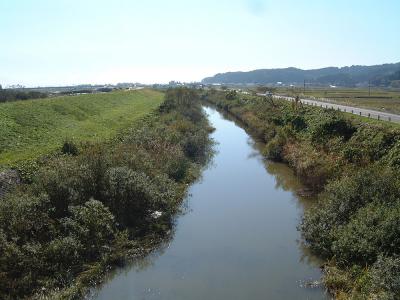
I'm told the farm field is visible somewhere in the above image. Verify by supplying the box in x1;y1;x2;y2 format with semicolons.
0;89;163;166
275;87;400;114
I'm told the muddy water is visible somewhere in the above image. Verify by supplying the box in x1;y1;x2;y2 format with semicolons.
94;107;328;300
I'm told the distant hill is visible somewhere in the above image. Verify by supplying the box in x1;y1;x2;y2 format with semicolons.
371;69;400;88
202;63;400;87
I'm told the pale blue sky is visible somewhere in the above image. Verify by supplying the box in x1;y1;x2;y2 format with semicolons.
1;0;399;86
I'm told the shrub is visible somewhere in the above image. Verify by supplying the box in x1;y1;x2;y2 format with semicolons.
284;141;337;190
308;111;355;144
225;90;237;100
0;193;53;245
13;159;40;183
159;88;203;122
342;145;363;164
283;113;307;131
332;202;400;264
0;193;54;297
182;130;211;163
61;139;79;156
368;256;400;299
34;158;96;218
384;140;400;170
45;236;84;277
301;167;400;258
346;124;398;162
101;167;178;230
263;134;286;161
63;199;116;260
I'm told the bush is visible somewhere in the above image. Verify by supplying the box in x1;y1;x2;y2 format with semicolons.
63;199;117;260
159;88;203;122
283;113;307;131
0;193;53;245
368;256;400;299
263;133;286;161
332;202;400;264
13;159;40;183
101;167;179;230
45;236;84;277
384;140;400;170
61;140;79;156
182;130;210;163
283;141;337;190
301;167;400;258
342;145;363;164
308;111;356;144
34;157;96;218
0;193;54;297
344;123;398;162
225;90;237;100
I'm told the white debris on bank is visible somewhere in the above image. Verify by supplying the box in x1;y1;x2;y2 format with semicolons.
151;211;163;219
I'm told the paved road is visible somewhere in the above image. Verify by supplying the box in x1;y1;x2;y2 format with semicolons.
257;93;400;123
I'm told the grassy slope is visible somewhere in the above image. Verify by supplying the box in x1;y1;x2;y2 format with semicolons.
0;89;163;166
275;87;400;114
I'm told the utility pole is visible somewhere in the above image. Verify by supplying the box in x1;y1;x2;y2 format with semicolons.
368;80;371;96
303;79;306;94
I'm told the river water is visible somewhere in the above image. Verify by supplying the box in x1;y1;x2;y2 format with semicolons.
94;107;328;300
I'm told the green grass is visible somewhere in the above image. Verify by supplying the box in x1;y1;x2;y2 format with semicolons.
345;112;400;128
275;87;400;114
0;89;163;166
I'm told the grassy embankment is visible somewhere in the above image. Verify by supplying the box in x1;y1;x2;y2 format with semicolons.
203;90;400;299
274;87;400;114
0;88;213;299
0;89;163;171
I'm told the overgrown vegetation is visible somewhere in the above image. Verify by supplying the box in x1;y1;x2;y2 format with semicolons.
0;88;213;299
203;89;400;299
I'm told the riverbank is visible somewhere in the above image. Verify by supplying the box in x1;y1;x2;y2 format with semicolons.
0;89;163;170
202;89;400;299
0;88;214;299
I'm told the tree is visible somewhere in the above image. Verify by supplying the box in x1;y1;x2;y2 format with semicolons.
291;95;301;111
265;95;276;107
225;90;237;100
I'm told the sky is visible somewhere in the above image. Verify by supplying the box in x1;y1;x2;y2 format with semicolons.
0;0;399;87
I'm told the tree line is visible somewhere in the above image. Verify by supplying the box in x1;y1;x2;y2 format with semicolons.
0;87;48;103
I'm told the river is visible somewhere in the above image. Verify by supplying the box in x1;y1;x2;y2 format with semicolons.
94;107;328;300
